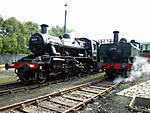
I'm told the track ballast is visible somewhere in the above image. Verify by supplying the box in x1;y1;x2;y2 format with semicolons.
0;76;122;113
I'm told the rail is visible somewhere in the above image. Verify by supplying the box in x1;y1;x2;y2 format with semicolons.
0;77;122;113
0;79;65;96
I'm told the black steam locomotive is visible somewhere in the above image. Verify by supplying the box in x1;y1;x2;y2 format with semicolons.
6;24;101;83
100;31;141;78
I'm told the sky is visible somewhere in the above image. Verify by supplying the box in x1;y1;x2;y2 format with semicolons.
0;0;150;42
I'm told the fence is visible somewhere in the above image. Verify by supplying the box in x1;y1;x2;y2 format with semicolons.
0;54;28;64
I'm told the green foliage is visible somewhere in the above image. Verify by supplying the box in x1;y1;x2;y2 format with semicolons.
2;33;17;54
0;16;4;30
0;16;40;54
1;17;21;37
24;21;40;36
16;34;28;53
0;36;3;53
48;25;73;37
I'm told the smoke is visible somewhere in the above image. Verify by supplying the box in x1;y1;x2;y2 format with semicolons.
113;56;150;83
125;56;150;82
113;75;124;83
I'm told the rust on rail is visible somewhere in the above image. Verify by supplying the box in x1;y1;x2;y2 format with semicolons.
62;81;122;113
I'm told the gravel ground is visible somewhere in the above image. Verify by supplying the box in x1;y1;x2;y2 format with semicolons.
79;76;150;113
0;70;150;113
0;71;105;108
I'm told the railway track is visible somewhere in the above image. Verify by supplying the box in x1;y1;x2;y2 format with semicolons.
0;72;100;96
0;77;122;113
0;78;66;96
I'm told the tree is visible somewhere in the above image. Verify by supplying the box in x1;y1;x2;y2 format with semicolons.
1;17;21;37
16;34;29;53
2;33;17;54
48;25;73;37
0;36;3;53
24;21;40;36
0;16;4;34
15;22;39;54
1;17;21;54
0;16;4;53
23;22;40;53
0;17;40;54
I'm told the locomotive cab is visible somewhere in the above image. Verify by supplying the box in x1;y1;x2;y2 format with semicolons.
78;38;99;60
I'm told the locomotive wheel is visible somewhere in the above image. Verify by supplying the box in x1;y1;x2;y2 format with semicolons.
17;70;30;83
36;71;47;84
105;71;116;79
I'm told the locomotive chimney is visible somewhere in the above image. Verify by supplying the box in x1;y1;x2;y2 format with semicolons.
41;24;49;34
113;31;119;43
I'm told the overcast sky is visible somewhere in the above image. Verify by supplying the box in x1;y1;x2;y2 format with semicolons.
0;0;150;42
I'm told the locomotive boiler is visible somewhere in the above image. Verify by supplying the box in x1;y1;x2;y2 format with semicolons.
100;31;141;78
5;24;101;83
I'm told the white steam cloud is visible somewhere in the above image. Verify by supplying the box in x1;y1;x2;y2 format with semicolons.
113;75;124;83
114;56;150;83
125;56;150;82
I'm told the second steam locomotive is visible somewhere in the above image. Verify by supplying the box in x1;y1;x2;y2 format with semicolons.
100;31;141;78
5;24;141;83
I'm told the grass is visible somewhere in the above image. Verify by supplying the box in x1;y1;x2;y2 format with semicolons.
0;70;18;84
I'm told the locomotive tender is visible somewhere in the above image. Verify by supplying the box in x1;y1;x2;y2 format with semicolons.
100;31;141;77
5;24;101;83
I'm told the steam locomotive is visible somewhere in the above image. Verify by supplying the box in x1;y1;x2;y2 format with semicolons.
5;24;101;83
100;31;141;78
